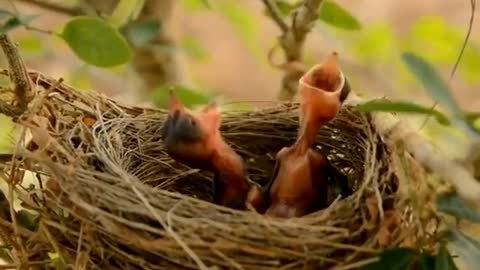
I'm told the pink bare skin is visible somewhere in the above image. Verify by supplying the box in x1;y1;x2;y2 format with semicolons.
246;52;348;218
161;91;251;209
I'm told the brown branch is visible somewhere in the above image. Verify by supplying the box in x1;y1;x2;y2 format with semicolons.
262;0;325;101
0;34;32;111
15;0;84;16
262;0;288;32
347;93;480;209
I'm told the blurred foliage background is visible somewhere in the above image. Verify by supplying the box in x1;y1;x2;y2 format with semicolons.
0;1;479;268
0;0;479;161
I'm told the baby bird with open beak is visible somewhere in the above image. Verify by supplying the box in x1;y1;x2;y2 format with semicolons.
246;52;350;218
161;91;252;209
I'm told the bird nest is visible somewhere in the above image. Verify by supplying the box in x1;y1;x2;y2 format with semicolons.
0;70;439;270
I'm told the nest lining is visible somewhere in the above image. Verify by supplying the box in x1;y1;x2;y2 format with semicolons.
0;70;437;270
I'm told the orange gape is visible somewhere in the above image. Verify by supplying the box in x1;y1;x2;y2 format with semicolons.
161;91;251;209
246;52;348;218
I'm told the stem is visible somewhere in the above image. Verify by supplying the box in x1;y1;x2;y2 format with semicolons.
0;34;32;111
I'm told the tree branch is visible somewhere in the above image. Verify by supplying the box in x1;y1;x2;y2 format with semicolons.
346;93;480;209
0;34;32;111
262;0;288;32
15;0;84;16
262;0;325;101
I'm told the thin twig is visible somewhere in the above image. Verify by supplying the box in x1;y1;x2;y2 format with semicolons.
419;0;476;129
448;0;476;82
262;0;288;31
0;34;32;110
261;0;325;100
16;0;83;16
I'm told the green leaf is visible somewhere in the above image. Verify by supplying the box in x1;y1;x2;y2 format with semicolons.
61;16;131;67
401;52;460;117
109;0;145;28
437;192;480;223
356;99;450;125
401;52;480;137
448;228;480;270
124;20;161;47
0;10;15;20
180;0;211;10
217;1;264;62
152;85;211;109
48;252;59;260
465;112;480;128
435;242;459;270
199;0;211;8
180;36;209;62
276;0;295;15
17;36;44;54
319;1;361;31
15;209;39;231
350;23;396;62
406;16;480;84
408;17;465;64
359;248;418;270
417;254;436;270
0;12;39;34
0;17;23;34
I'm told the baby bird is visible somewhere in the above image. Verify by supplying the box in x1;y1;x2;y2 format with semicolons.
246;52;349;218
161;91;251;209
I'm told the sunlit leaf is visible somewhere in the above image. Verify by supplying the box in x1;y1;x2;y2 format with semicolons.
435;242;459;270
217;1;264;62
409;17;464;64
15;209;39;231
65;65;91;92
276;0;296;15
109;0;145;28
48;252;59;260
319;1;361;31
52;258;68;270
448;228;480;270
437;192;480;223
350;23;396;61
152;85;211;109
359;248;418;270
221;101;253;112
465;112;480;132
17;36;44;55
180;36;209;62
457;45;480;84
61;16;131;67
199;0;211;8
124;20;161;47
357;99;450;125
181;0;211;11
406;16;480;84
